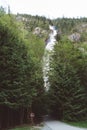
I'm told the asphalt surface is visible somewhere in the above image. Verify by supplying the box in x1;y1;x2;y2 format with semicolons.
42;121;87;130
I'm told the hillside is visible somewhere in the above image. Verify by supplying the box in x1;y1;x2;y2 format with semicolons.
0;7;87;129
15;14;87;43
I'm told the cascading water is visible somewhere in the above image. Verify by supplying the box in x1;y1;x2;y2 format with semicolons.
43;25;57;91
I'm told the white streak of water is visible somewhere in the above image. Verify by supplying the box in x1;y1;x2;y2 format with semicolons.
43;25;57;91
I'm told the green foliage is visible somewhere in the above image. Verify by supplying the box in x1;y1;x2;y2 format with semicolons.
0;13;45;129
48;42;87;121
1;8;87;128
16;14;50;32
67;120;87;128
10;126;40;130
25;33;46;116
0;14;38;109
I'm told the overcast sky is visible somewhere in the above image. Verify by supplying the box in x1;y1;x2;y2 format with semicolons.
0;0;87;19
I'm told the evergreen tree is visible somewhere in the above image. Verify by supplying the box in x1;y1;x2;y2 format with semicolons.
48;42;87;121
0;13;37;128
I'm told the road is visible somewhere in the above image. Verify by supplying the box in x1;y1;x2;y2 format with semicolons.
42;121;87;130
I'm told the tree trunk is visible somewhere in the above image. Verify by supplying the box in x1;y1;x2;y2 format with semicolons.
20;107;24;124
7;107;10;128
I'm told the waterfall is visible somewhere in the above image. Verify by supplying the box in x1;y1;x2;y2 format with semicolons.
43;25;57;91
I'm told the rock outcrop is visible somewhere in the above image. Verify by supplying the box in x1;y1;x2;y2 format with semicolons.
68;33;81;42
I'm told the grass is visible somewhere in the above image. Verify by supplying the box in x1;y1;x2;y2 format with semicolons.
9;125;42;130
67;120;87;128
10;127;31;130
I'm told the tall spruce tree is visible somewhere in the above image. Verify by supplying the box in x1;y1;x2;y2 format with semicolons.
0;13;37;128
48;42;87;121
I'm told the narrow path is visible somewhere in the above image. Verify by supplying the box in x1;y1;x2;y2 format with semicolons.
42;121;86;130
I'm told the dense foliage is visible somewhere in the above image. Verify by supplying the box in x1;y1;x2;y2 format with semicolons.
48;41;87;121
1;6;87;129
0;9;45;129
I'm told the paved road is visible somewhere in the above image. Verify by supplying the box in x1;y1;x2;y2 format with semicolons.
42;121;87;130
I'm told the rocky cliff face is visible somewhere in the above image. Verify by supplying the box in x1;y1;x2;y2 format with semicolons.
68;33;81;42
68;23;87;42
33;27;47;35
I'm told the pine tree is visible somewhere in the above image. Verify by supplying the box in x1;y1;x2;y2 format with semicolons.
48;42;87;121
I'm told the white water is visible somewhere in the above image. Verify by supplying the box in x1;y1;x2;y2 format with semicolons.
43;25;57;91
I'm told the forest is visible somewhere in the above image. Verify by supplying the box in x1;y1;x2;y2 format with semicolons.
0;6;87;129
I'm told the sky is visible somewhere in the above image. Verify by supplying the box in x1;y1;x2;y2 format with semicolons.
0;0;87;19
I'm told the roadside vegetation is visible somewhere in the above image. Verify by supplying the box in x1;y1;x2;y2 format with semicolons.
67;120;87;128
10;126;41;130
